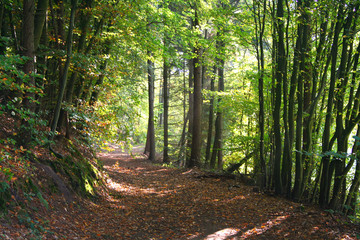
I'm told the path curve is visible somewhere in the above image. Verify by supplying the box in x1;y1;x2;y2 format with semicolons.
83;145;352;240
51;145;355;240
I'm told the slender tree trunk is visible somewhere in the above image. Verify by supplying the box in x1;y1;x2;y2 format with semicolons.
178;111;189;165
186;58;194;164
344;126;360;215
34;0;48;50
330;4;359;209
19;0;35;146
273;0;285;194
72;18;103;104
178;60;188;165
144;119;150;155
89;41;111;105
258;0;267;188
0;3;5;55
66;0;94;104
163;45;169;163
21;0;35;111
293;0;312;200
147;52;156;162
50;0;77;136
210;34;225;170
215;49;225;170
319;2;344;208
205;67;216;167
280;0;290;195
188;7;202;168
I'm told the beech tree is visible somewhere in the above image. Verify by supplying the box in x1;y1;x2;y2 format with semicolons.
2;0;360;216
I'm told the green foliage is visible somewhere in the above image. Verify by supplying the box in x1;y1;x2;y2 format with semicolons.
17;208;52;238
0;52;48;148
0;55;44;97
5;102;49;147
48;139;102;197
89;74;147;149
0;182;11;210
36;192;49;210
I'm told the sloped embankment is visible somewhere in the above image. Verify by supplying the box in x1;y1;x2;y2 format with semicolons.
0;113;105;239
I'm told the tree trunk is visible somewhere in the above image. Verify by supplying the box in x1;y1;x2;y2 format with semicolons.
256;0;267;188
186;58;194;164
319;2;344;208
19;0;35;146
273;0;285;194
163;46;169;163
34;0;48;50
146;53;156;162
344;126;360;215
293;0;312;201
89;40;111;105
66;0;95;105
188;7;202;168
214;45;225;170
279;0;290;195
205;67;216;167
330;4;359;209
50;0;77;136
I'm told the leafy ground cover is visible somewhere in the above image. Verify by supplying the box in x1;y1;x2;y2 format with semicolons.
1;144;359;239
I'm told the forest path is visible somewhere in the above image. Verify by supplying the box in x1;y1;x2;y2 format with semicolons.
63;145;353;239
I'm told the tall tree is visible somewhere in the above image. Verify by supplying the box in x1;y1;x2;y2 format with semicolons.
188;5;202;168
329;2;360;209
163;44;170;163
211;35;225;170
34;0;48;50
19;0;35;147
50;0;78;136
205;67;216;166
319;1;345;207
21;0;35;112
145;52;156;162
273;0;285;194
292;0;312;201
253;0;267;188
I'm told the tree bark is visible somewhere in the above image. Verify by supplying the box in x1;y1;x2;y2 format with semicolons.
188;7;202;168
146;53;156;162
253;0;267;188
163;45;169;163
293;0;312;201
319;2;344;208
21;0;35;111
330;3;359;209
211;39;225;170
34;0;48;50
19;0;35;146
205;67;216;167
50;0;77;136
273;0;285;194
186;58;194;164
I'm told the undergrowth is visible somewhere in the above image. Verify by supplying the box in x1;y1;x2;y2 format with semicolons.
0;108;105;238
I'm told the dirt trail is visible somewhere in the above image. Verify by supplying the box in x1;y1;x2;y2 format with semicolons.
46;145;356;239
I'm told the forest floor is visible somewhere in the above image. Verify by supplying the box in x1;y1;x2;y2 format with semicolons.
2;144;359;239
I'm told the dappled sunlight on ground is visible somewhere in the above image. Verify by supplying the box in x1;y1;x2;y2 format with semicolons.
100;152;129;158
56;145;357;239
106;176;176;197
203;228;240;239
241;215;289;238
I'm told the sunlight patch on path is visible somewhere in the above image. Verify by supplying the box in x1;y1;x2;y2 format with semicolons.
100;152;129;158
203;228;240;240
241;215;289;238
106;177;175;197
